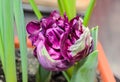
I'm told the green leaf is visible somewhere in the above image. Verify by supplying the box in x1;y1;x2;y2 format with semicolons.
83;0;96;26
0;32;5;72
91;26;98;50
3;0;17;82
36;65;51;82
57;0;65;16
70;50;98;82
0;0;4;40
13;0;28;82
57;0;76;20
0;0;5;71
29;0;42;20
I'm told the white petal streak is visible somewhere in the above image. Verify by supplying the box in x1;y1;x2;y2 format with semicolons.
69;27;92;56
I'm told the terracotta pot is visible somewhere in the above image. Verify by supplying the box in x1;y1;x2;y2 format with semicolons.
14;36;116;82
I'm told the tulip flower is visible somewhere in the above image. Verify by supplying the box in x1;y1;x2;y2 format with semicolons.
26;11;93;71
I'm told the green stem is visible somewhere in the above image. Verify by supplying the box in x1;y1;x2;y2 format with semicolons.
29;0;42;20
36;65;51;82
62;71;70;82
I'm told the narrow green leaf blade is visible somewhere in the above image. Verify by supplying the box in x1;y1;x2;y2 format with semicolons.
57;0;76;20
57;0;65;16
29;0;42;20
83;0;96;26
3;0;17;81
14;0;28;82
69;0;76;19
0;0;4;64
0;0;4;41
36;66;51;82
70;50;98;82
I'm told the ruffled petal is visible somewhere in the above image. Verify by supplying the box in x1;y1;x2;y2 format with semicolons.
29;32;45;46
60;32;73;61
50;11;60;20
26;21;40;34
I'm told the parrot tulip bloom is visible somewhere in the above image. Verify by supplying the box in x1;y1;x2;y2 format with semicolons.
26;11;93;71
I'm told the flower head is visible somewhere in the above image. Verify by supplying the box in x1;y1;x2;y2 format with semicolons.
26;11;93;71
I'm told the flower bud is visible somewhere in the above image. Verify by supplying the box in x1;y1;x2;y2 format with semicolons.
26;11;93;71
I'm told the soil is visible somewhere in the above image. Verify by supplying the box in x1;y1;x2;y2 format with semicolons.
0;49;119;82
